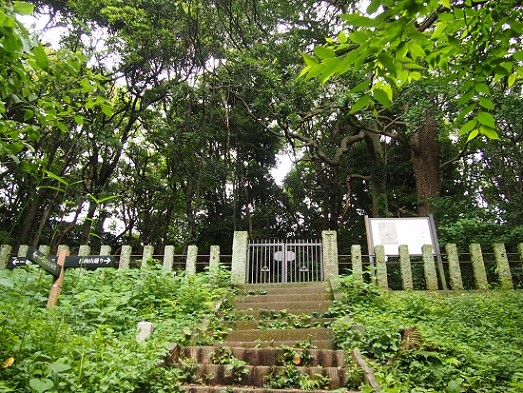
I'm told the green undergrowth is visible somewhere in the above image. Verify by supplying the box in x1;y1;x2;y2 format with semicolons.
0;264;232;393
331;275;523;393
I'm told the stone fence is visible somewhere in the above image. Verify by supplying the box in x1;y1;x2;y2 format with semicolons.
1;231;522;290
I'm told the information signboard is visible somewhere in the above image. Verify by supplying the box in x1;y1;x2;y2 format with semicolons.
26;246;61;277
64;256;115;268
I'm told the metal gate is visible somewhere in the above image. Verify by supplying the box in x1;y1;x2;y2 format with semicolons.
247;239;323;284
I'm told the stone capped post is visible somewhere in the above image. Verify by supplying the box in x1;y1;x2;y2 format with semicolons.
493;243;513;289
142;245;154;268
445;243;464;290
100;245;111;256
163;245;175;271
469;243;488;290
399;245;413;290
0;244;12;269
422;244;438;290
17;244;29;257
78;245;90;256
322;230;338;280
375;245;388;289
351;245;363;281
119;245;132;269
209;245;220;271
186;245;198;275
231;231;248;285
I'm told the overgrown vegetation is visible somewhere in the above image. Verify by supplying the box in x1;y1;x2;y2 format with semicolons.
331;275;523;392
0;265;231;392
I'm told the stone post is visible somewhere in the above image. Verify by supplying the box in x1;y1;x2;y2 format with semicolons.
209;245;220;271
142;245;154;268
186;245;198;275
445;243;463;290
375;245;388;290
78;245;90;256
100;245;111;256
163;245;175;271
0;245;12;269
422;244;438;290
518;243;523;267
351;245;363;281
119;245;132;269
493;243;513;289
231;231;248;285
17;244;29;257
38;245;51;256
322;230;338;280
469;243;488;290
399;245;413;290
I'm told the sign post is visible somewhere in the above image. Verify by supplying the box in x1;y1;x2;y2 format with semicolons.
47;248;69;308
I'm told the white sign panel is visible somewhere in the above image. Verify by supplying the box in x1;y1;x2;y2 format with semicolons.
367;217;435;255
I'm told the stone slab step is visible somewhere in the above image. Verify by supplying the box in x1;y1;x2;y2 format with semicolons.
180;385;360;393
214;340;336;350
235;309;328;319
187;364;348;389
225;328;333;343
236;292;331;304
174;346;346;367
231;318;334;330
235;301;331;312
238;282;331;296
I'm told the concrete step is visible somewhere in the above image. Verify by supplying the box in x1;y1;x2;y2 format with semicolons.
235;300;331;312
238;282;331;296
187;364;348;389
180;385;360;393
174;346;346;367
214;340;336;349
231;317;334;330
225;328;333;343
236;292;331;304
234;309;328;319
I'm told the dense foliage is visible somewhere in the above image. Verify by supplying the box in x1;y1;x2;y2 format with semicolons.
0;0;521;255
0;265;231;392
331;276;523;392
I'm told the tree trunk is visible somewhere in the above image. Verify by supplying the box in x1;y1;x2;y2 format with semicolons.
365;131;390;217
409;116;441;216
80;199;97;244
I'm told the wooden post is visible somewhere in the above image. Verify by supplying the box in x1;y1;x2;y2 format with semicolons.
0;244;12;269
399;245;413;290
469;243;489;290
493;243;513;289
445;243;464;290
47;248;69;308
375;245;388;290
422;244;438;290
351;245;363;281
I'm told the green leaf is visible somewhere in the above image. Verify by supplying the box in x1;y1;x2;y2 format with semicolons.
474;82;490;95
479;126;500;140
459;119;477;136
350;95;371;114
302;53;319;66
337;31;347;44
29;378;53;393
341;13;378;27
466;129;479;142
349;31;367;45
13;2;34;15
478;96;495;110
477;111;496;129
366;0;381;14
457;88;475;107
33;45;49;72
513;50;523;61
43;170;69;186
439;0;451;9
378;53;397;74
372;88;391;108
314;46;335;59
349;80;371;94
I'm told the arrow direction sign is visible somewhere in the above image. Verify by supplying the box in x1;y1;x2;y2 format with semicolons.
64;256;115;268
8;256;29;269
26;246;61;277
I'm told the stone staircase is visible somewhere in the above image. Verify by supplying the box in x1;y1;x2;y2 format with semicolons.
168;281;361;393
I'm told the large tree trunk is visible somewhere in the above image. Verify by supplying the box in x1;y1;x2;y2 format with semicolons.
409;116;441;216
80;199;97;244
365;131;390;217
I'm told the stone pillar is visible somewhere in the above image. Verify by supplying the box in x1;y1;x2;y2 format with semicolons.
351;245;363;281
518;243;523;267
399;245;413;290
119;245;132;269
100;245;111;256
142;245;154;268
209;245;220;271
469;243;488;290
445;243;463;290
231;231;248;285
163;245;175;271
38;245;51;256
493;243;513;289
186;245;198;275
422;244;438;290
0;245;12;269
57;245;69;255
322;230;338;280
78;245;90;256
17;244;29;257
375;245;388;289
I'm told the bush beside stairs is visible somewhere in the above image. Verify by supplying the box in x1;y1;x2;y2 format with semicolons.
168;281;363;393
